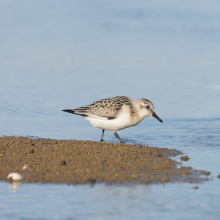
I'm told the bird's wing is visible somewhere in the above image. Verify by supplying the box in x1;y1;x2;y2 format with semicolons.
86;96;130;119
62;96;132;119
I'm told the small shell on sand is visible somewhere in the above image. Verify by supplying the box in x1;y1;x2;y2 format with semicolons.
7;173;23;181
22;165;28;170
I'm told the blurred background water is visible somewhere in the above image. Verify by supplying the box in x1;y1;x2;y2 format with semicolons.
0;0;220;219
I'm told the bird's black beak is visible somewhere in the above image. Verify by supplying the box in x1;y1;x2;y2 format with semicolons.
152;112;163;123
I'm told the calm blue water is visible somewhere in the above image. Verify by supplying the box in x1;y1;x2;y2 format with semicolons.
1;0;220;219
1;119;220;220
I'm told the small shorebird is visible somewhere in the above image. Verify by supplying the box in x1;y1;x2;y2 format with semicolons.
62;96;163;143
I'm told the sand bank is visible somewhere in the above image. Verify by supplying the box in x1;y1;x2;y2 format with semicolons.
0;136;209;184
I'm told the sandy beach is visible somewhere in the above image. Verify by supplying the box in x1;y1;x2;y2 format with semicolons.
0;136;209;184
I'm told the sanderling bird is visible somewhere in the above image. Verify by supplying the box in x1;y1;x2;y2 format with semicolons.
62;96;163;143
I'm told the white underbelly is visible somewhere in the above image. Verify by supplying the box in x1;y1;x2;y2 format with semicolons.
84;115;140;131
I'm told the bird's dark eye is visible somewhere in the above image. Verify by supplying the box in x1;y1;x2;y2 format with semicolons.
146;106;149;109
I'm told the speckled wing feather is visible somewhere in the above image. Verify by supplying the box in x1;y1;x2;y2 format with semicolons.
85;96;133;119
62;96;134;119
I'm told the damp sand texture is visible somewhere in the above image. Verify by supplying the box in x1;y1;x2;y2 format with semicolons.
0;136;209;184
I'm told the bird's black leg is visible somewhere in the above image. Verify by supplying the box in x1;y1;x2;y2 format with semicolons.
100;129;105;141
114;132;124;143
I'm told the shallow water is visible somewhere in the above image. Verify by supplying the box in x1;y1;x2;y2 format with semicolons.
1;120;220;220
1;0;220;219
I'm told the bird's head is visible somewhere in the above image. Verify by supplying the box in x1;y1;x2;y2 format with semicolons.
138;98;163;123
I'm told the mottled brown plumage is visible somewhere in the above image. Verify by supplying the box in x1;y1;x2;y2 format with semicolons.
87;96;135;119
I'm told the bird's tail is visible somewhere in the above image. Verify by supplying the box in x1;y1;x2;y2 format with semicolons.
62;106;90;117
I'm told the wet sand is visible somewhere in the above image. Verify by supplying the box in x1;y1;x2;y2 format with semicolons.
0;136;209;184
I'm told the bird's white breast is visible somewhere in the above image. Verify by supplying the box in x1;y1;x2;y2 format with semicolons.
84;105;144;131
